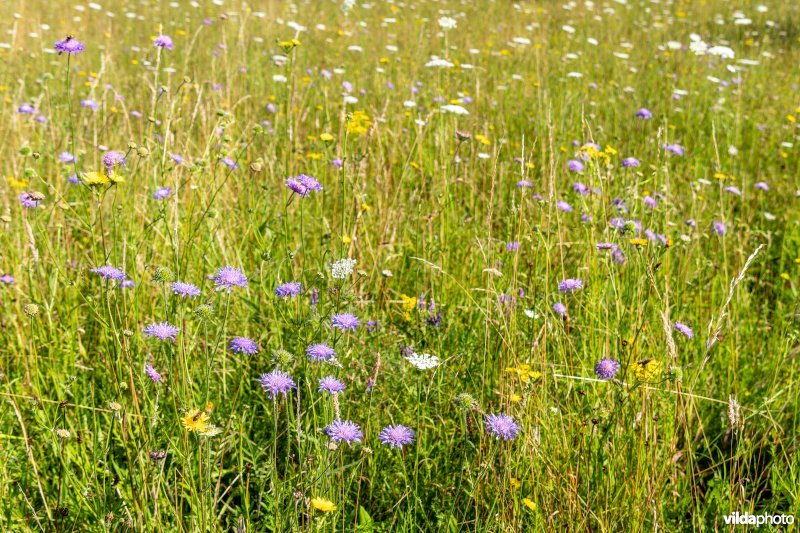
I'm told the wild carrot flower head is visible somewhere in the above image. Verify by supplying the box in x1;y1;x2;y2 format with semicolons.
484;413;520;441
55;36;85;55
143;322;179;342
212;266;248;292
405;352;440;370
229;337;259;355
325;419;363;445
379;424;415;450
259;370;296;399
330;258;357;279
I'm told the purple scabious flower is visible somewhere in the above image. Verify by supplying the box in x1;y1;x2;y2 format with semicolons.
665;143;684;156
331;313;360;331
154;35;174;50
567;159;585;173
379;424;415;450
80;99;98;111
171;154;184;165
754;181;769;191
171;281;201;298
91;265;127;281
154;187;173;200
275;281;302;298
636;107;653;119
309;288;319;307
325;419;363;445
143;321;179;342
18;192;41;209
622;157;640;168
145;364;162;383
516;179;533;188
572;182;589;195
285;174;323;197
596;242;618;251
119;279;135;289
484;413;520;441
612;249;627;264
306;343;336;361
331;158;344;168
212;266;248;292
594;357;620;380
556;200;574;212
55;36;85;55
644;195;657;209
712;221;726;236
59;151;76;163
229;337;259;355
102;150;125;170
558;278;583;293
18;103;35;115
318;376;346;394
366;319;379;333
0;274;15;284
506;241;521;252
220;157;238;169
553;302;567;317
724;186;742;196
259;370;296;399
673;322;694;339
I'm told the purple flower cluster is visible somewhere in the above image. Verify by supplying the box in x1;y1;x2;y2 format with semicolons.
143;321;180;342
275;281;302;298
285;174;323;197
212;266;248;292
484;413;520;441
379;425;415;449
325;419;363;445
229;337;259;355
259;370;296;399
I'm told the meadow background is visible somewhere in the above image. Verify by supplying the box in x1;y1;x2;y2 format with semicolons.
1;0;799;530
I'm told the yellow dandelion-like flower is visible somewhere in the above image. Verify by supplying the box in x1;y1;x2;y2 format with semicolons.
629;238;648;247
509;393;522;403
182;408;210;433
522;498;537;511
311;497;336;512
509;478;521;490
632;359;662;382
320;132;334;142
82;171;110;185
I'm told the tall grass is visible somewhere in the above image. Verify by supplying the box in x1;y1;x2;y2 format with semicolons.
0;0;799;531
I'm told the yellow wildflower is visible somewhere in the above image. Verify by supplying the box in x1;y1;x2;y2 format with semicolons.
82;172;110;185
320;132;334;142
182;407;210;433
629;238;648;247
346;110;372;135
632;359;662;382
522;498;537;511
311;497;336;512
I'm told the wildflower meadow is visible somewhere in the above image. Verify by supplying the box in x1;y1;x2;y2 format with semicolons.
1;0;799;530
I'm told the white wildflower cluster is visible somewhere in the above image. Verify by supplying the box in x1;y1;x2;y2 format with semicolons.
330;258;357;279
405;352;441;370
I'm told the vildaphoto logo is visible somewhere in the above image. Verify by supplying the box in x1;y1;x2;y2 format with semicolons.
723;512;794;526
